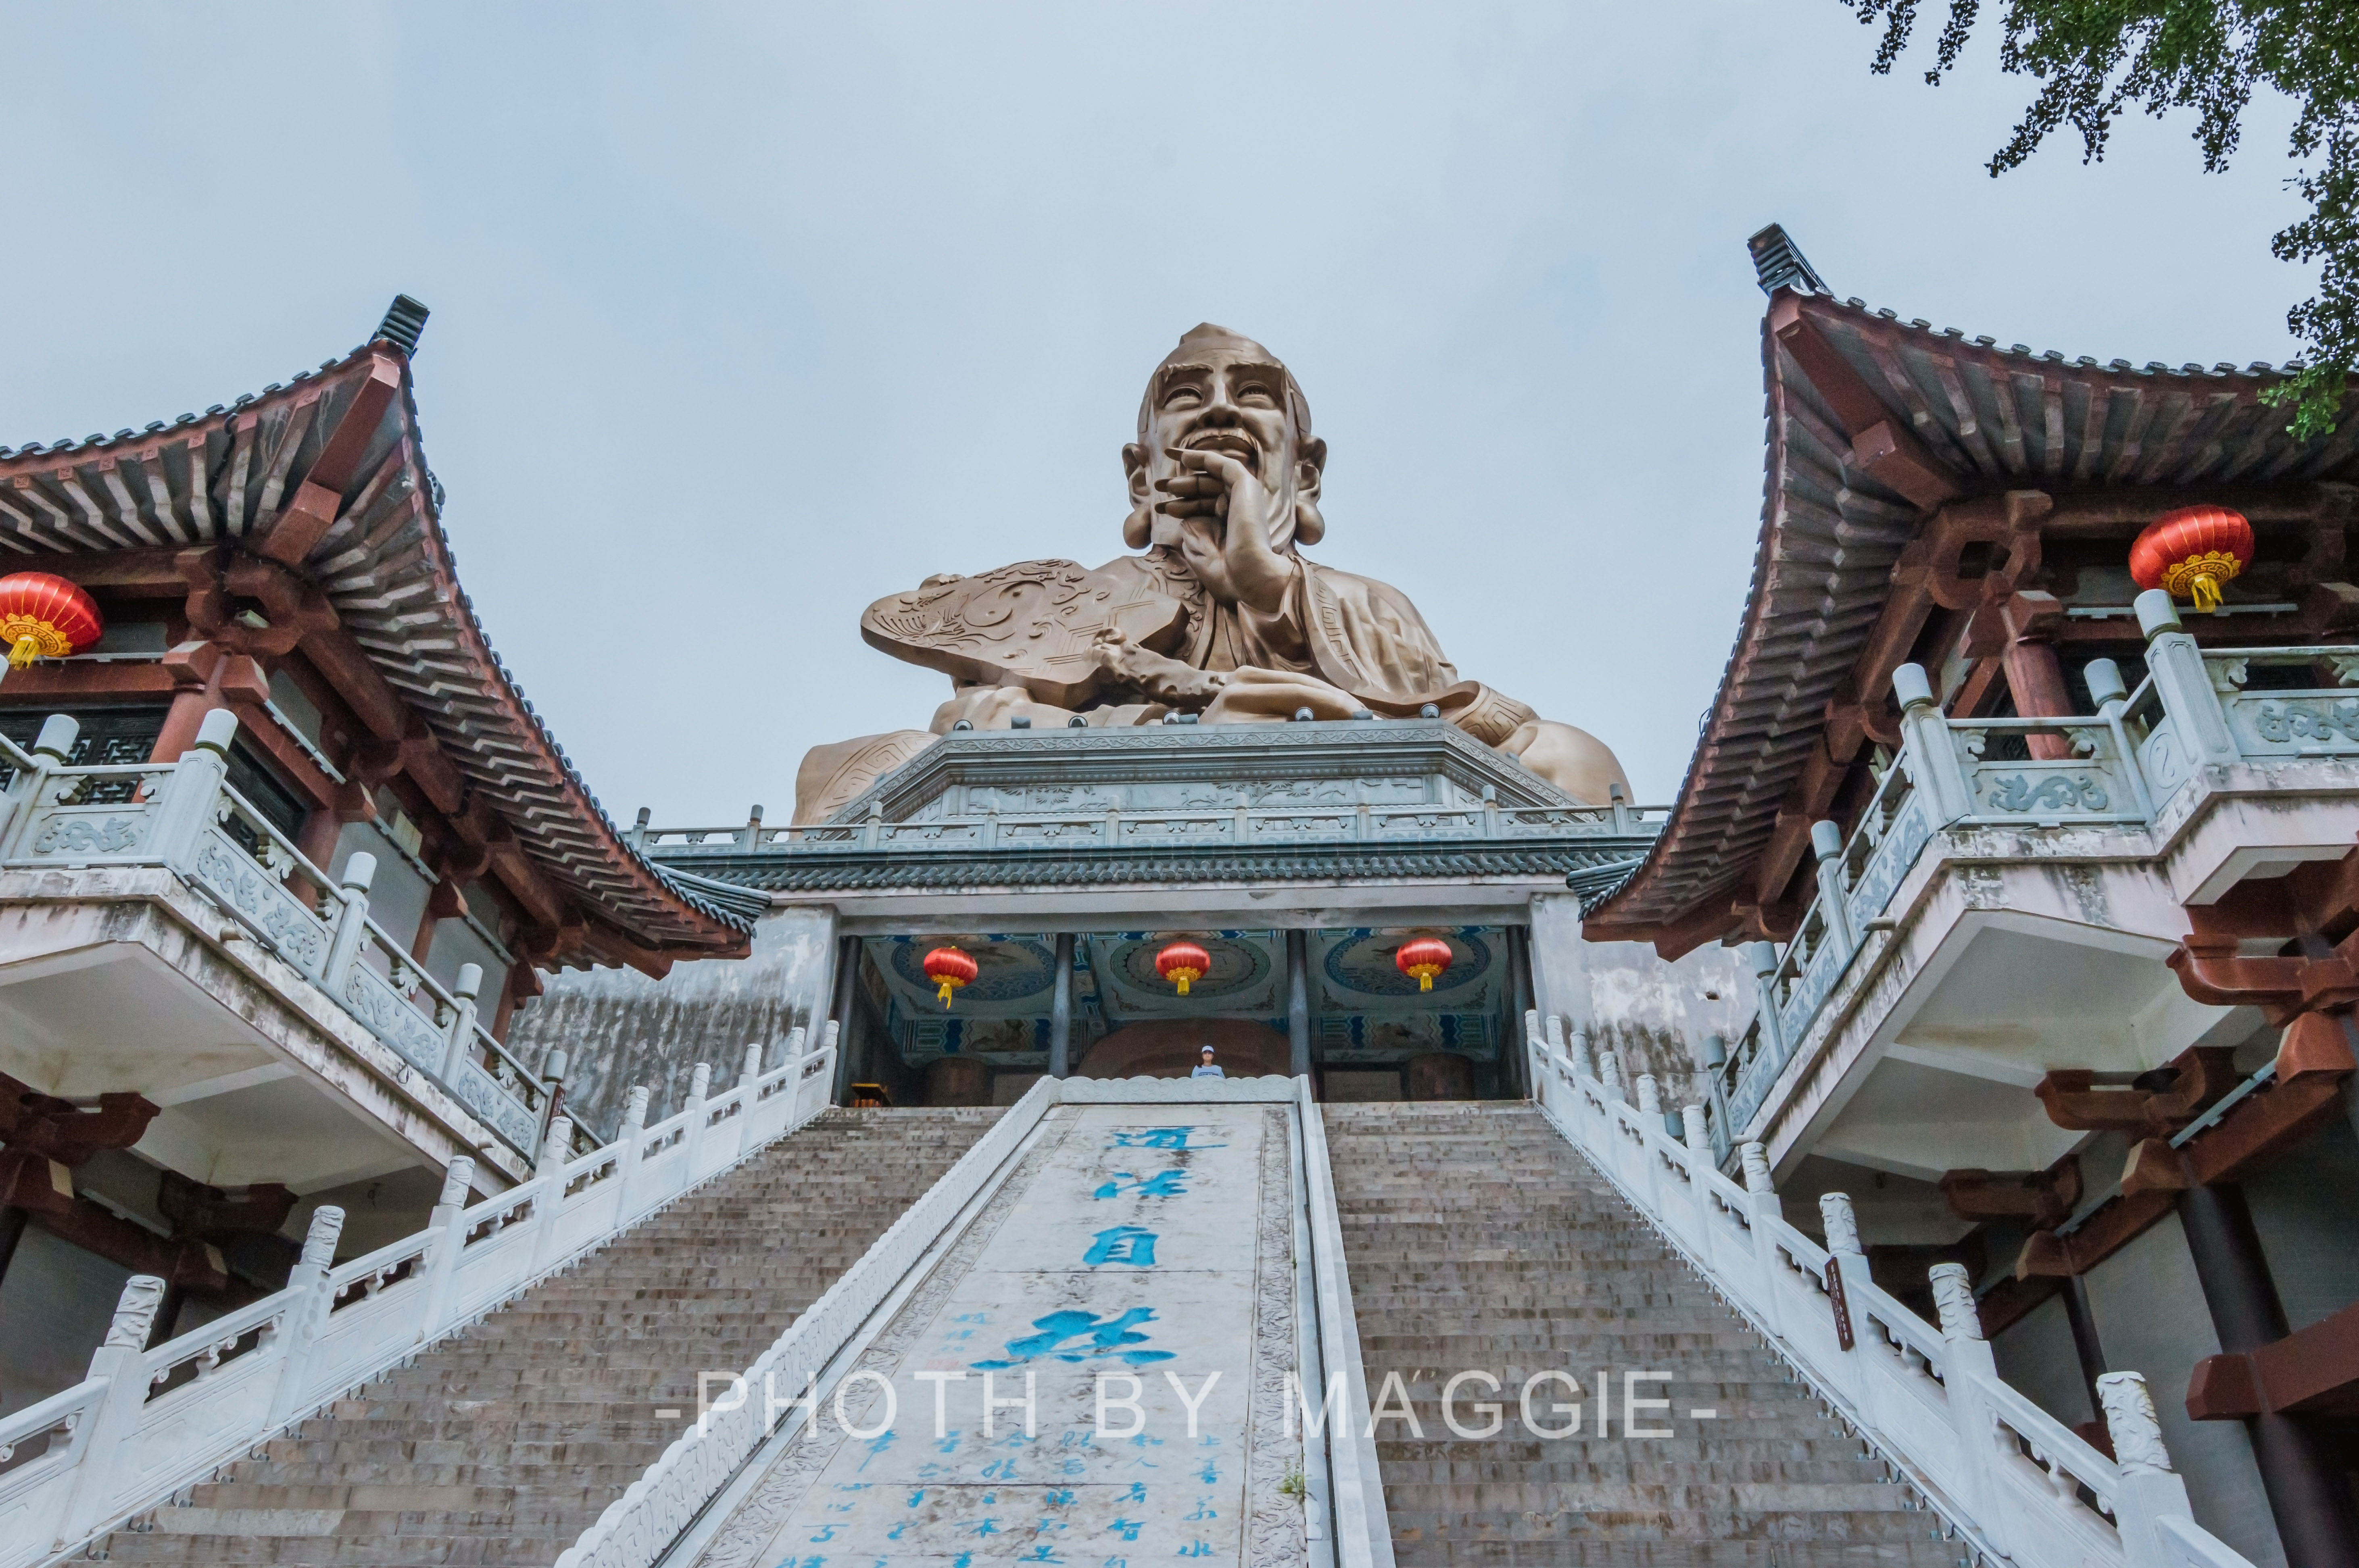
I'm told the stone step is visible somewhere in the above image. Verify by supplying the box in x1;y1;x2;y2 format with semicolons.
91;1107;1000;1567
1328;1102;1961;1567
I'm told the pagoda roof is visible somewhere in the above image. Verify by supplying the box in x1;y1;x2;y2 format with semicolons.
0;310;752;969
1584;279;2359;952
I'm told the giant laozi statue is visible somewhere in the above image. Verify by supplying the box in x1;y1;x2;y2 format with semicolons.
793;324;1630;823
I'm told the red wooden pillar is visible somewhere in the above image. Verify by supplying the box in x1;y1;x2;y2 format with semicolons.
2000;592;2074;762
151;641;270;764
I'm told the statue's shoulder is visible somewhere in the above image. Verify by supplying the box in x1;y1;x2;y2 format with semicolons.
1092;547;1206;609
1298;556;1438;628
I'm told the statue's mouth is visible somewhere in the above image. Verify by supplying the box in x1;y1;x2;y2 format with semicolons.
1181;430;1262;471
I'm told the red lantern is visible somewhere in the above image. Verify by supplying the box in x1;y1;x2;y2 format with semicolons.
0;572;102;670
922;945;977;1008
2130;505;2254;614
1156;940;1210;996
1395;935;1454;992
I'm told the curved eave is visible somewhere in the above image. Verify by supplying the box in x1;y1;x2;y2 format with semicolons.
1586;289;2359;950
0;342;751;968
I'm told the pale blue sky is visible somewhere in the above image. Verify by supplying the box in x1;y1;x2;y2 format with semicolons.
0;4;2312;821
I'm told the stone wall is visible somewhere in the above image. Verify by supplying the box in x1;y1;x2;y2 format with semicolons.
505;906;834;1139
1527;891;1749;1107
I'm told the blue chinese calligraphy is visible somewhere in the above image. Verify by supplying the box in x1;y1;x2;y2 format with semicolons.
1105;1127;1224;1151
973;1308;1175;1368
1092;1170;1187;1201
1083;1226;1159;1267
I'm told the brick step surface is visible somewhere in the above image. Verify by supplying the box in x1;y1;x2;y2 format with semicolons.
1326;1102;1970;1568
90;1107;1001;1568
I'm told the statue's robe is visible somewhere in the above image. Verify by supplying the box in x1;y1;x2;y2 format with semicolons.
800;546;1625;823
1100;546;1537;745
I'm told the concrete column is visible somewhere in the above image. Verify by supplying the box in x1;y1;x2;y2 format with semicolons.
1286;929;1312;1085
2061;1275;2109;1426
828;934;864;1106
1504;926;1535;1100
1048;932;1074;1079
0;1205;26;1295
2179;1181;2359;1567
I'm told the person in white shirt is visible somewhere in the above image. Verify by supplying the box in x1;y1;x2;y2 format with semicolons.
1190;1045;1225;1079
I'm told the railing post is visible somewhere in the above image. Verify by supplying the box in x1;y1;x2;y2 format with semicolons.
737;1042;765;1156
1746;940;1785;1068
1820;1192;1871;1405
1634;1073;1662;1116
2085;655;2158;818
1679;1102;1717;1235
439;962;483;1084
2098;1370;2203;1568
0;714;73;860
320;852;377;993
56;1274;168;1547
1597;1049;1624;1103
1564;1026;1593;1080
1927;1262;2006;1545
612;1087;650;1216
417;1156;476;1337
265;1206;346;1428
1734;1140;1782;1325
1680;1102;1710;1154
529;1117;574;1272
1608;781;1631;835
1808;820;1856;954
2137;589;2240;768
148;710;240;873
1699;1033;1733;1162
1892;662;1974;825
681;1061;713;1171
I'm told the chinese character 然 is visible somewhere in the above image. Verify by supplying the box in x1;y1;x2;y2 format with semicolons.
973;1308;1175;1368
1107;1127;1224;1151
1093;1170;1187;1201
1083;1226;1159;1267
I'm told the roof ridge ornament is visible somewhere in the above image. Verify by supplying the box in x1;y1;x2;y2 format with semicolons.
1748;224;1827;298
375;294;431;357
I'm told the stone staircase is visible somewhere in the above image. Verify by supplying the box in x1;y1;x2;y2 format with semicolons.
1326;1102;1969;1566
92;1106;1002;1567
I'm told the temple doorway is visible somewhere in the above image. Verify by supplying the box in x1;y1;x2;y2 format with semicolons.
832;925;1530;1108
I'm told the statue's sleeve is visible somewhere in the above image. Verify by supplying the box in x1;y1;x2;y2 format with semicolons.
1296;563;1536;745
1297;562;1460;698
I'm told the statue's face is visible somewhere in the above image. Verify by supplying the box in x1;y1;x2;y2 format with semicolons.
1123;341;1325;588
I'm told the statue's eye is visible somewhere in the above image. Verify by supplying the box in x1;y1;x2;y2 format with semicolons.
1237;383;1276;407
1164;387;1201;408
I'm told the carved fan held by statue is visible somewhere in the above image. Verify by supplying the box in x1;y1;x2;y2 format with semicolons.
859;559;1187;710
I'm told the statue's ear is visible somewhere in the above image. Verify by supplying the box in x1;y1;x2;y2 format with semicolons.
1293;437;1328;545
1122;442;1153;548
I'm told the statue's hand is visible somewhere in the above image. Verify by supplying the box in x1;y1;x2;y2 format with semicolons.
1156;446;1291;613
1092;625;1226;704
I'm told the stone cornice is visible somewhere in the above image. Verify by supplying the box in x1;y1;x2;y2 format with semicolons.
658;834;1654;895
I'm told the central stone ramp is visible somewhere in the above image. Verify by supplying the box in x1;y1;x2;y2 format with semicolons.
687;1097;1305;1568
1326;1102;1964;1566
101;1106;1001;1568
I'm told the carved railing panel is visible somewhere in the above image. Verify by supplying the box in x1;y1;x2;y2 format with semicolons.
0;1045;839;1568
